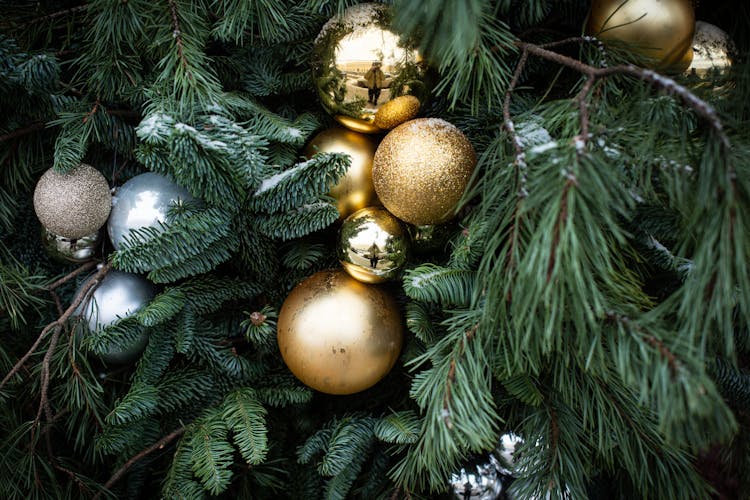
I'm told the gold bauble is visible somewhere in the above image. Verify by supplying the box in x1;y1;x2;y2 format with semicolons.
372;118;476;226
374;95;421;130
277;269;403;395
304;127;379;219
312;3;429;134
33;163;112;239
586;0;695;72
339;207;410;283
686;21;734;76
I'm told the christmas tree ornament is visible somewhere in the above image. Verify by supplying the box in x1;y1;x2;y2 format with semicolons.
586;0;695;72
492;432;525;477
373;95;420;130
74;269;155;364
107;172;195;250
41;227;101;264
303;127;379;219
338;207;409;283
373;118;477;225
33;163;112;239
277;269;403;395
407;223;456;255
450;459;503;500
311;2;428;134
686;21;734;76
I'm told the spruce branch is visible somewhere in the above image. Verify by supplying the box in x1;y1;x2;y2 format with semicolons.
94;426;187;500
0;263;110;392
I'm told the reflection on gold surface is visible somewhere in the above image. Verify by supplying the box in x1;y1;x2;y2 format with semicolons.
312;3;429;133
338;206;409;283
686;21;733;77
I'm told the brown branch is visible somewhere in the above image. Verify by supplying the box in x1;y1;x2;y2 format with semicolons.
0;263;111;391
605;312;680;377
442;325;479;429
94;427;187;500
547;178;575;283
47;261;98;291
82;101;100;124
12;5;88;30
576;77;595;148
0;122;46;143
168;0;189;70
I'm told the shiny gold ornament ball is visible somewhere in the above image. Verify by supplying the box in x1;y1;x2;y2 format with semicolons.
374;95;420;130
277;269;403;395
311;2;428;134
586;0;695;72
339;207;410;283
686;21;734;76
304;127;379;219
372;118;476;226
33;163;112;239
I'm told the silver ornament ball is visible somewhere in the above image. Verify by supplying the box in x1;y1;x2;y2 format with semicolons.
74;270;155;364
492;432;525;477
41;227;101;264
107;172;196;251
451;460;503;500
33;163;112;239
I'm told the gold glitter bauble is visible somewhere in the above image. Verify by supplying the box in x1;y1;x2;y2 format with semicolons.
312;3;429;134
339;207;409;283
374;95;420;130
304;127;379;219
686;21;734;76
277;269;403;395
372;118;476;226
33;163;112;239
586;0;695;72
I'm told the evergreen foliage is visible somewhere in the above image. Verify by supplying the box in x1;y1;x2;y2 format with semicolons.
0;0;749;498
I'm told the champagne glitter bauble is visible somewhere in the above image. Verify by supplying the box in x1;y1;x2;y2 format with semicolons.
311;3;429;134
374;95;420;130
107;172;195;251
450;459;503;500
304;127;379;219
373;118;476;225
686;21;734;76
586;0;695;72
339;207;409;283
277;269;403;395
33;163;112;239
42;227;101;264
74;269;155;364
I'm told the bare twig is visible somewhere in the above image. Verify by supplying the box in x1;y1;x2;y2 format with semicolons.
0;264;110;391
0;122;46;143
93;427;187;500
47;261;98;291
12;5;88;30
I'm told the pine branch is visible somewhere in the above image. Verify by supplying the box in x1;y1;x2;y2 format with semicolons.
0;263;111;392
94;426;186;500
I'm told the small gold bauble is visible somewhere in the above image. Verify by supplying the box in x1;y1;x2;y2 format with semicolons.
277;269;403;395
339;207;410;283
586;0;695;72
686;21;734;76
372;118;476;226
304;127;379;219
311;3;429;134
33;163;112;239
374;95;420;130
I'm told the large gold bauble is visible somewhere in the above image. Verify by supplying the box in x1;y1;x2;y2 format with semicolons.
277;269;403;395
311;3;429;134
586;0;695;72
339;207;410;283
304;127;379;219
686;21;734;77
372;118;476;226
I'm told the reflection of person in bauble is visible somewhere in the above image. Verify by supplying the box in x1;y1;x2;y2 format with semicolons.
366;241;382;268
364;61;385;105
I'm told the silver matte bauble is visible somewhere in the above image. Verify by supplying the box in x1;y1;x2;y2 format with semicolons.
33;163;112;239
74;270;155;364
42;227;101;264
451;460;503;500
107;172;195;250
